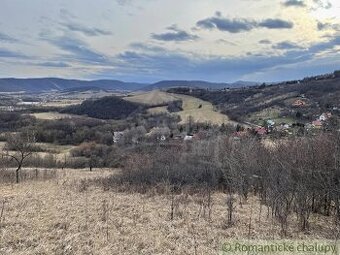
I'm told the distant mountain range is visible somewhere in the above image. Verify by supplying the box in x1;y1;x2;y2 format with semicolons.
141;80;258;91
0;77;258;93
0;78;146;92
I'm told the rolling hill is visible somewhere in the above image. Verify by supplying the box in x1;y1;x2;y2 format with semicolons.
0;78;257;93
141;80;258;91
168;71;340;125
124;90;179;106
0;78;146;92
124;90;236;125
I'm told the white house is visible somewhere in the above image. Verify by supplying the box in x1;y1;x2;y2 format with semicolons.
184;135;193;141
113;131;125;143
319;112;332;121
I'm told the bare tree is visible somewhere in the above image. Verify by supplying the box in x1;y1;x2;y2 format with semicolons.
3;131;36;183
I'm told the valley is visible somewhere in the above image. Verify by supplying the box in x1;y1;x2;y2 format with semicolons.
0;71;340;255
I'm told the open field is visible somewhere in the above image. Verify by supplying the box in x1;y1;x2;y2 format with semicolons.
0;141;74;162
173;94;235;125
34;143;75;160
41;100;83;107
30;112;75;120
124;90;178;106
0;169;335;255
125;90;236;125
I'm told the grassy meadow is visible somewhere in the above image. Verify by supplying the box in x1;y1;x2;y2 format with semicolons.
0;168;336;255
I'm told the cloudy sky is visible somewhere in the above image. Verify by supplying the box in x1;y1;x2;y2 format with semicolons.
0;0;339;83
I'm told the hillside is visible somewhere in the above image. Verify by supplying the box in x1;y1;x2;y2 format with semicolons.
62;96;144;120
173;93;234;125
0;78;258;93
124;90;179;106
0;78;146;92
124;90;235;125
168;72;340;125
141;80;258;91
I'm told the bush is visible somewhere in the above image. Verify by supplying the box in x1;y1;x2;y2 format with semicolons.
167;100;183;112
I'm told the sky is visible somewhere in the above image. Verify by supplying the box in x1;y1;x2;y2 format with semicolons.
0;0;339;83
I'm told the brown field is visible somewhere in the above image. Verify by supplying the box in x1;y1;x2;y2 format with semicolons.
41;100;83;107
125;90;236;125
124;90;179;106
0;169;335;255
30;112;75;120
173;94;235;125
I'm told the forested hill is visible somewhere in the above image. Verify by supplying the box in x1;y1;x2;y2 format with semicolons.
168;71;340;123
62;96;145;120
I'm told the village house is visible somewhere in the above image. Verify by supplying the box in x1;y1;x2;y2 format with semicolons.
292;99;306;107
319;112;332;121
312;120;322;128
113;131;125;143
319;114;327;121
266;120;275;127
275;123;291;132
184;135;193;141
254;127;267;135
305;123;313;130
146;127;170;141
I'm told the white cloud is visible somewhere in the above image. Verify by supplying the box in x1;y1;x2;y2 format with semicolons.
0;0;338;81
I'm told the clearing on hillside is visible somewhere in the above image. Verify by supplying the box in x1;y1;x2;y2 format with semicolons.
124;90;236;125
173;93;234;125
30;112;74;120
124;90;178;106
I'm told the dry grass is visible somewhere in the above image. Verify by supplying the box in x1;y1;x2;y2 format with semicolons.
41;100;83;108
147;106;169;114
173;94;235;125
125;90;236;125
0;142;5;150
30;112;74;120
124;90;178;106
0;169;336;255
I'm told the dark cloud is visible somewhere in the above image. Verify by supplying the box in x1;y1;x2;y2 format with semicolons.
37;61;71;68
258;19;293;29
112;35;339;82
60;22;112;36
0;48;26;58
0;32;18;43
317;21;328;30
42;34;108;64
57;8;111;37
196;13;293;33
259;39;272;44
317;21;340;31
197;17;256;33
151;25;198;42
313;0;332;9
129;42;167;52
282;0;306;7
272;41;304;50
307;35;340;53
